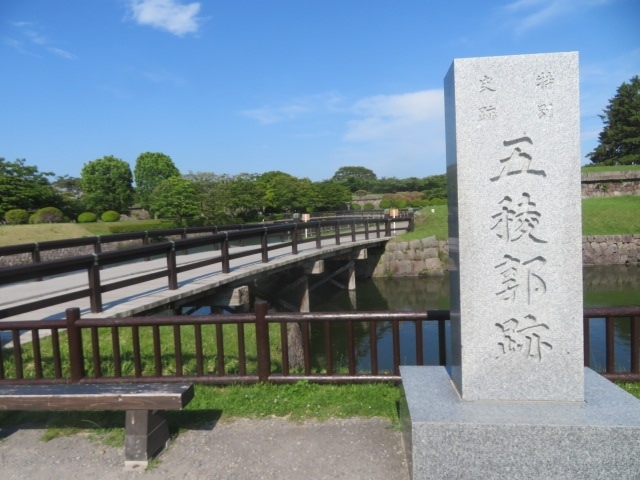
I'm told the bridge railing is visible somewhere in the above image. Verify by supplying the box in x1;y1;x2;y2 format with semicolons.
0;217;411;317
0;213;413;268
0;304;637;385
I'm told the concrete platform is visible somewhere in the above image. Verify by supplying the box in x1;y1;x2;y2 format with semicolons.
400;366;640;480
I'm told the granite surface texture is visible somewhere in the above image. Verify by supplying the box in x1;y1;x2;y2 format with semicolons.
445;52;584;402
400;366;640;480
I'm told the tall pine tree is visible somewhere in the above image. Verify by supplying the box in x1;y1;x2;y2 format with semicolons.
587;75;640;166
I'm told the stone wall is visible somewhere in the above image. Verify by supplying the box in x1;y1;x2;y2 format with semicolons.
581;170;640;198
372;236;448;277
371;234;640;277
582;234;640;266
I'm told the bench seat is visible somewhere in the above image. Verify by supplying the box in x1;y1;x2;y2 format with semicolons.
0;383;195;469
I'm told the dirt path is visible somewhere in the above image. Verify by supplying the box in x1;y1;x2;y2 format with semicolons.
0;417;409;480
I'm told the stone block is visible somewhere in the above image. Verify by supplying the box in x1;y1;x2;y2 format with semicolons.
423;247;439;259
424;258;442;272
445;52;583;401
400;366;640;480
421;236;438;248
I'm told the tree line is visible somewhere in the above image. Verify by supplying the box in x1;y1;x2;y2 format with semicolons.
0;153;446;225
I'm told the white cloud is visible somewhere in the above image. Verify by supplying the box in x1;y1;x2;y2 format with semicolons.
129;0;202;36
335;90;446;177
7;22;77;60
500;0;612;34
242;93;343;125
48;47;77;60
344;90;443;142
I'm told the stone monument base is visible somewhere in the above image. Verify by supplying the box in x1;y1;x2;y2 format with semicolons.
400;366;640;480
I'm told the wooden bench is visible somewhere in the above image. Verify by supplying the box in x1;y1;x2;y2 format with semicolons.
0;383;194;469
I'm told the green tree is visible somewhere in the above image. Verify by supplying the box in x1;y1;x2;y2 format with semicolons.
421;174;447;200
149;176;200;224
260;172;315;213
52;175;85;219
331;166;377;192
226;173;264;220
81;156;134;214
587;75;640;166
312;181;351;211
134;152;181;210
0;158;63;215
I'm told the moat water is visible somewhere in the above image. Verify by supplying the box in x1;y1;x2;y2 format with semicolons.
304;264;640;373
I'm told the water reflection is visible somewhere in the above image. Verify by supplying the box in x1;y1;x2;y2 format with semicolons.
309;265;640;373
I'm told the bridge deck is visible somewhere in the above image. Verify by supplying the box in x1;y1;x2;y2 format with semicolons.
0;234;388;321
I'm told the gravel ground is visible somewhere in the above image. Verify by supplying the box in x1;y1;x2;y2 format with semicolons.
0;417;409;480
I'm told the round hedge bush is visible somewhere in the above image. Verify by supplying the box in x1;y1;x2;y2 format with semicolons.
101;210;120;222
33;207;64;223
363;203;375;210
5;209;30;225
78;212;98;223
351;203;362;211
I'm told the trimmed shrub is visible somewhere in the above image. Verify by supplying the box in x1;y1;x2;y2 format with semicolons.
431;198;447;205
101;210;120;222
351;203;362;210
379;199;392;209
78;212;98;223
5;209;29;225
33;207;64;223
363;203;375;210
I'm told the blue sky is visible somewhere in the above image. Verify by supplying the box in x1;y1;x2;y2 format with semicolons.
1;0;639;182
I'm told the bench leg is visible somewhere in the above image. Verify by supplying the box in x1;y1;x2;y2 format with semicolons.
124;410;170;469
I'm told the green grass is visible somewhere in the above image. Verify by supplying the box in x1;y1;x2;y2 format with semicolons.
0;382;401;447
582;196;640;235
618;382;640;399
396;196;640;241
398;205;448;241
582;164;640;173
0;219;176;247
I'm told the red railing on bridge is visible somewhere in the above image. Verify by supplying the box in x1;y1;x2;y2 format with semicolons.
0;304;637;385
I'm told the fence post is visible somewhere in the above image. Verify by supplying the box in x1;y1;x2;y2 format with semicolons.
261;228;269;263
167;241;178;289
32;242;43;281
255;300;271;382
334;221;341;245
143;231;150;261
66;307;84;383
222;233;230;273
438;319;447;366
385;218;391;237
88;255;103;313
292;225;298;255
408;211;415;233
351;219;356;242
315;221;322;249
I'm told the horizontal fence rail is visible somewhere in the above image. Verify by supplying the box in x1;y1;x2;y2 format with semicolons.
0;304;637;385
0;215;412;317
0;213;412;266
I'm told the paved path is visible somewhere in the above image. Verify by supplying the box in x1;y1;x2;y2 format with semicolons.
0;234;389;322
0;417;409;480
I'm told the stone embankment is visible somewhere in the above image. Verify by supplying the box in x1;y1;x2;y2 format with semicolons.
372;236;448;277
583;234;640;266
372;234;640;277
581;170;640;198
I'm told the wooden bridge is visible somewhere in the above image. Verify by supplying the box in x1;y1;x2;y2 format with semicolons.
0;216;412;322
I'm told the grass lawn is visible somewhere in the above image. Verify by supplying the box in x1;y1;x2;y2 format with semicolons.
0;219;174;247
396;196;640;241
582;196;640;235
